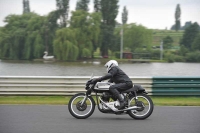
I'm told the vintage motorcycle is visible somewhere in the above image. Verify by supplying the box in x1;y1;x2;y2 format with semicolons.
68;76;154;119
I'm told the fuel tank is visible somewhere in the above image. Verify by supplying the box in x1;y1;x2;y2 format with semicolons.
94;82;114;91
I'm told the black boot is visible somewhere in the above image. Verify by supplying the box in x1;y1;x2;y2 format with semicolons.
116;94;125;110
109;88;125;110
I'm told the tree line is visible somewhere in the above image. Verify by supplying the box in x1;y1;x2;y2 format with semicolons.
163;4;200;62
0;0;152;61
0;1;199;62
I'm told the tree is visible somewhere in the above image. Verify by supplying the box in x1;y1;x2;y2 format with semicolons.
45;10;60;54
100;0;119;57
175;4;181;31
53;28;79;61
34;32;44;58
122;6;128;25
1;13;38;59
113;24;152;53
25;14;48;59
0;27;3;58
88;12;102;56
123;24;152;52
120;6;128;58
0;13;49;60
56;0;70;27
180;22;200;50
70;10;101;58
170;24;175;30
76;0;90;11
163;36;173;49
23;0;31;14
94;0;101;12
192;33;200;51
70;10;91;58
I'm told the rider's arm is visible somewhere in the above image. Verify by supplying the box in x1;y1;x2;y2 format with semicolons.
108;78;113;83
99;73;112;81
99;67;118;81
92;67;118;83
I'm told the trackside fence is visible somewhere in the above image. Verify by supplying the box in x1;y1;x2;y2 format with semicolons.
0;76;199;96
152;77;200;95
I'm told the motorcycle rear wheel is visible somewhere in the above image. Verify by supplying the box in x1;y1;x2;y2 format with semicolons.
128;93;154;120
68;93;95;119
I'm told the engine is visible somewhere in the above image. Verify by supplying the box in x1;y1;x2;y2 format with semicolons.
101;92;111;102
101;92;118;102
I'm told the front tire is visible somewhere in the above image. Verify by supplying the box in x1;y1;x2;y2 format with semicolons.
128;93;154;120
68;93;95;119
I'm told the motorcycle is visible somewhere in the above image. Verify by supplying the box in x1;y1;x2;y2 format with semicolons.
68;75;154;119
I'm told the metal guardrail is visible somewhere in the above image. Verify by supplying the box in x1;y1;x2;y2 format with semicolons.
152;77;200;95
0;76;152;95
0;76;199;96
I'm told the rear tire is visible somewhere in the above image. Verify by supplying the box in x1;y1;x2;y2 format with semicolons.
68;93;95;119
128;93;154;120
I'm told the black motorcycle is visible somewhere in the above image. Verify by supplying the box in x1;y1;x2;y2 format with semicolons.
68;77;154;119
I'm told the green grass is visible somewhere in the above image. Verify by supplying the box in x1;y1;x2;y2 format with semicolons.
0;96;200;106
0;96;72;105
152;30;184;47
151;96;200;106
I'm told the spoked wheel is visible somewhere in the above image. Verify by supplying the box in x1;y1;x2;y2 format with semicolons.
128;93;154;120
68;93;95;119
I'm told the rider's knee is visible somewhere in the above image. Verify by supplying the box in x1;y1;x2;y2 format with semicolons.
109;85;115;91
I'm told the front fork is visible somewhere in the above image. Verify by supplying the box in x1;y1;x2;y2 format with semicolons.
80;96;87;106
80;88;92;106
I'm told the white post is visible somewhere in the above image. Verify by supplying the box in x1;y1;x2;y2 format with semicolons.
160;40;163;60
120;26;123;59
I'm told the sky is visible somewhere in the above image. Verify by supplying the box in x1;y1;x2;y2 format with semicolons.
0;0;200;29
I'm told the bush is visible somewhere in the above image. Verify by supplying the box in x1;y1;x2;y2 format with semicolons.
164;51;185;62
82;48;91;58
151;50;160;60
164;53;175;62
115;52;120;59
186;51;200;62
174;55;185;62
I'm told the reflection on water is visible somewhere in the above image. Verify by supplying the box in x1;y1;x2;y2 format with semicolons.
0;60;200;76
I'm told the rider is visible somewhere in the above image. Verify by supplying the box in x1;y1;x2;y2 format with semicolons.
91;60;133;110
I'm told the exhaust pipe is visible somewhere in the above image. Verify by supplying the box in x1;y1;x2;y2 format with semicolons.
99;97;141;112
121;106;141;111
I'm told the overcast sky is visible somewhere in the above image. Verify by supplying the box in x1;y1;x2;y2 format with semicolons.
0;0;200;29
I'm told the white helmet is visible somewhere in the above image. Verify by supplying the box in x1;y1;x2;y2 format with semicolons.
104;60;118;72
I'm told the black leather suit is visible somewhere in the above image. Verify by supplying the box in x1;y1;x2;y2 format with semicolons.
100;66;133;96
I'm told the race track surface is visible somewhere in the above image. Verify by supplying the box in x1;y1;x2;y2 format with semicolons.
0;105;199;133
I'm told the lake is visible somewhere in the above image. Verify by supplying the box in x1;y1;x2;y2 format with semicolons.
0;60;200;77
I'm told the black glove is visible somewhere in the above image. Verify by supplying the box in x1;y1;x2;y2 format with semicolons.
91;78;101;84
86;79;92;86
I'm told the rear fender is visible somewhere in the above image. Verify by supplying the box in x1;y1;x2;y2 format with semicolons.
134;85;148;94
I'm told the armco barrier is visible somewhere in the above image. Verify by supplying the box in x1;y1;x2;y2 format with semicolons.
0;76;199;96
152;77;200;96
0;76;152;95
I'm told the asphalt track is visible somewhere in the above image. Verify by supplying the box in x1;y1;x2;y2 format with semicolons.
0;105;199;133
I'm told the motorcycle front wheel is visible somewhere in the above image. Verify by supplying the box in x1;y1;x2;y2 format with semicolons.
128;93;154;120
68;93;95;119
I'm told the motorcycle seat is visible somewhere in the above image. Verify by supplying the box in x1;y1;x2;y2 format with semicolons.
120;84;146;93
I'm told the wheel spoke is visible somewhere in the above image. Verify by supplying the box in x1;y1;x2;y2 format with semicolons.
129;96;151;117
70;96;93;117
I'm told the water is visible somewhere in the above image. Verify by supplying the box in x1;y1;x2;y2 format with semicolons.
0;60;200;76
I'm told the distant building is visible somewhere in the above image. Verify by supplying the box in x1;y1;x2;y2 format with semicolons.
181;21;192;30
123;52;132;59
170;21;199;30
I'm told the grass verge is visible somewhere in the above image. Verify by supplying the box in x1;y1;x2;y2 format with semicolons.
0;96;200;106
